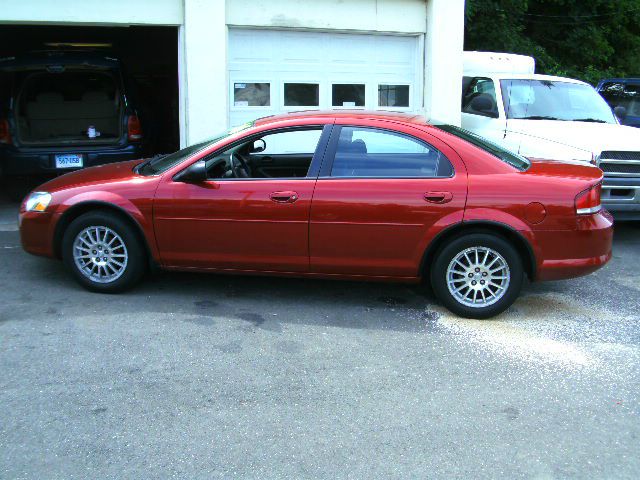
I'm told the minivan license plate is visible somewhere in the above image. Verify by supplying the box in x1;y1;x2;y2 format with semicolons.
55;154;83;169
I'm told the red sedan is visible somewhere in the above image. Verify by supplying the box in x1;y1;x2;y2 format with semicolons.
19;111;612;318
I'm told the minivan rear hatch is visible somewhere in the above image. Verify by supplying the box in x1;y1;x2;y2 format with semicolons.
1;53;125;147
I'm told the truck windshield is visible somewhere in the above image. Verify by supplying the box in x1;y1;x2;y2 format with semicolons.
501;79;616;124
436;124;530;171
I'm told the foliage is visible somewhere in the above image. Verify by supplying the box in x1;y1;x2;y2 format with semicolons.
465;0;640;85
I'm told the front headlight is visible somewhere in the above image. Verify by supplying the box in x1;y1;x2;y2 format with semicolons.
25;192;52;212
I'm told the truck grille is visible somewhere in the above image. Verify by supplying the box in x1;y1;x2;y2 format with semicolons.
599;151;640;176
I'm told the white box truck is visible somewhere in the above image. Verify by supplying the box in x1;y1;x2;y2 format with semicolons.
461;51;640;220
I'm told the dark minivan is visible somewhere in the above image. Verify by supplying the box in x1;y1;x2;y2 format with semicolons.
597;78;640;128
0;51;144;185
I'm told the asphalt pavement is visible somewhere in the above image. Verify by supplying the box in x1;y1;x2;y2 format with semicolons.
0;198;638;479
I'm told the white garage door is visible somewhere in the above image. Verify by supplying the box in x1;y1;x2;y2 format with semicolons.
228;28;422;127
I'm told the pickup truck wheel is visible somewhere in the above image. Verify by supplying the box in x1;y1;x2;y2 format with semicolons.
62;211;145;293
431;233;523;319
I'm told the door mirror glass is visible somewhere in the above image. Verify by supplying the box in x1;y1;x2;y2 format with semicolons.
175;160;207;183
468;94;498;117
250;138;266;153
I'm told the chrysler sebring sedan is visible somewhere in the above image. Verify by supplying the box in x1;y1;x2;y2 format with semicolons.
19;111;613;318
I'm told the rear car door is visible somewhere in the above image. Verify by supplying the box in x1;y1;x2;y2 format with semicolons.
153;126;331;272
309;122;467;277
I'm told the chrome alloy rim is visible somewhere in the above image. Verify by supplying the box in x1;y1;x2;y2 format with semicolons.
73;226;128;284
446;246;510;308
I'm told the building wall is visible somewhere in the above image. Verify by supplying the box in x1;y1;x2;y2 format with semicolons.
0;0;183;25
226;0;428;34
0;0;466;146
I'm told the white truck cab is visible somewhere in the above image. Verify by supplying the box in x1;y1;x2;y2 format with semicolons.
461;51;640;220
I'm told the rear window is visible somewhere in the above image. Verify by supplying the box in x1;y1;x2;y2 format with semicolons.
436;124;530;171
18;71;118;104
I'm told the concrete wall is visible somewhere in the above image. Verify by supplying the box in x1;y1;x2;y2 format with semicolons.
182;0;227;145
227;0;428;34
424;0;465;126
0;0;183;25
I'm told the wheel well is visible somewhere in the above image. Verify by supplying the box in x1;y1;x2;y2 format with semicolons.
53;202;152;262
421;222;536;281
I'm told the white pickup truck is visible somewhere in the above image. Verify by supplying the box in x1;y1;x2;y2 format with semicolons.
461;51;640;220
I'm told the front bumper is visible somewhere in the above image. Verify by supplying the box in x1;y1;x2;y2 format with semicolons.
2;143;143;177
535;210;614;281
602;177;640;220
19;209;58;258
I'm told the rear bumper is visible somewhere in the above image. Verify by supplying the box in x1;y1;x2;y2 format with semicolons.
602;177;640;220
1;143;143;177
535;210;614;281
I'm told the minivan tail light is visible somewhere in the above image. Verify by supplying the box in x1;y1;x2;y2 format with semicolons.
0;118;11;145
127;114;142;141
575;183;602;215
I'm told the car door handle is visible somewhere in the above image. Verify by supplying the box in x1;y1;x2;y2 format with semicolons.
270;191;299;203
424;191;453;204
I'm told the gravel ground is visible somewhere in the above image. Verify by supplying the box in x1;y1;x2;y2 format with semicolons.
0;199;639;479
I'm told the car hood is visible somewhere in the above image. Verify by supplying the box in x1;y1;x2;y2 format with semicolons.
507;119;640;153
39;159;147;192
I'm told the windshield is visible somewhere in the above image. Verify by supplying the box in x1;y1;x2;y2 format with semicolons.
500;79;616;123
137;122;254;176
436;124;530;171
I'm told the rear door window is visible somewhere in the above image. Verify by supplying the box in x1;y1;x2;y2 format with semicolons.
329;126;453;178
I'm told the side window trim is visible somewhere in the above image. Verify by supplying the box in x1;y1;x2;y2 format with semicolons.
195;124;334;181
318;125;455;179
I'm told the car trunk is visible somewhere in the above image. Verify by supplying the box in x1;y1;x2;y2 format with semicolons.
15;69;123;146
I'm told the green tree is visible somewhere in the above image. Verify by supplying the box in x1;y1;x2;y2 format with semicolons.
465;0;640;84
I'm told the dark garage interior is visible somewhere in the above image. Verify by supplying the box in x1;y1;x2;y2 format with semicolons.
0;24;180;199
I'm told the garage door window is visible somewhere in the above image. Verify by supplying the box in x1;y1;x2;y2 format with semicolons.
378;84;410;108
234;83;270;107
284;83;319;107
330;127;453;178
332;84;365;107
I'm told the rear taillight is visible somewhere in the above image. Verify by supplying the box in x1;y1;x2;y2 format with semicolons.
127;114;142;141
0;118;11;145
575;183;602;215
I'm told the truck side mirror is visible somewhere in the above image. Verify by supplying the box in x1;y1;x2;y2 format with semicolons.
175;160;207;183
469;94;498;118
614;106;627;121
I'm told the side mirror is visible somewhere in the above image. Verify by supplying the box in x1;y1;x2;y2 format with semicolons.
250;138;266;153
175;160;207;183
469;94;497;117
614;105;627;121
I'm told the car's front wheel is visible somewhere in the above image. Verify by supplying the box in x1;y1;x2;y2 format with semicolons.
62;211;146;293
431;233;524;319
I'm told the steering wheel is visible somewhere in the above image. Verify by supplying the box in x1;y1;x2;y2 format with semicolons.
231;152;251;178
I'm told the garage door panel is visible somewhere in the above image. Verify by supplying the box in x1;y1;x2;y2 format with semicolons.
228;28;421;126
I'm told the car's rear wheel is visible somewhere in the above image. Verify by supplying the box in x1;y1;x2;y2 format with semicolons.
62;211;146;293
430;233;524;319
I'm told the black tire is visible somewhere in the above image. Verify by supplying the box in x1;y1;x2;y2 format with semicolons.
62;210;146;293
430;233;524;319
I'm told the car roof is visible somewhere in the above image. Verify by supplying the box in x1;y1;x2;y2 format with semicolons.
253;110;429;127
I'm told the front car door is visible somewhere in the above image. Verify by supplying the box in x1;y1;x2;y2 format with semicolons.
153;125;331;272
309;122;467;278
